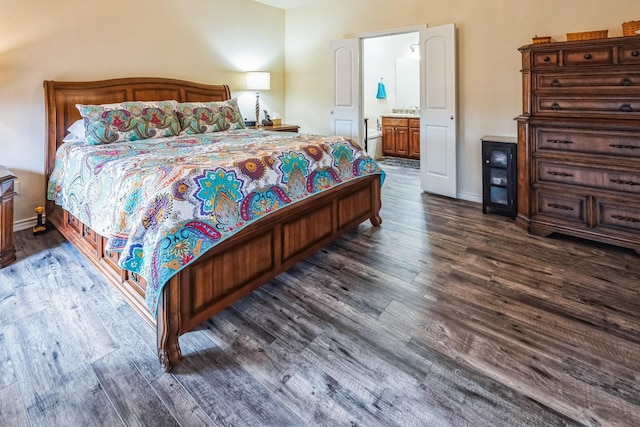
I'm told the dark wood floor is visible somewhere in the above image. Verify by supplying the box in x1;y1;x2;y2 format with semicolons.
1;162;639;426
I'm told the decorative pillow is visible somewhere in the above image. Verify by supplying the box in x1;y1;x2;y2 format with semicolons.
76;100;180;145
176;98;245;135
63;119;86;143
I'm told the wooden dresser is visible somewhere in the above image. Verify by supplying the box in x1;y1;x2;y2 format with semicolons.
0;166;16;268
381;116;420;158
516;36;640;254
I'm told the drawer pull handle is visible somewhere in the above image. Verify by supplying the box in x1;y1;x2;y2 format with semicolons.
547;171;574;177
130;272;143;285
548;203;574;211
609;144;640;149
611;214;639;223
621;78;633;86
547;139;573;144
610;179;640;186
584;53;592;60
632;50;640;57
543;56;551;62
621;103;633;112
551;79;561;87
550;102;561;111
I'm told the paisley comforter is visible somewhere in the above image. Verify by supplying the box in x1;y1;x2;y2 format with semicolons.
48;129;385;316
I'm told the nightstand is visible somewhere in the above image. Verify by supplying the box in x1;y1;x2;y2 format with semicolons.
253;124;300;133
0;166;16;268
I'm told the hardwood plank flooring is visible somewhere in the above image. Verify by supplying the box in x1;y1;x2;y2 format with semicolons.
1;161;639;426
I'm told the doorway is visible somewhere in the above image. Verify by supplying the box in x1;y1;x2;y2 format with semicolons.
330;23;458;198
362;32;419;161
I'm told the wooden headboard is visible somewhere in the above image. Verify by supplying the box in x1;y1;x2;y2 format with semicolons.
43;77;231;221
43;77;231;183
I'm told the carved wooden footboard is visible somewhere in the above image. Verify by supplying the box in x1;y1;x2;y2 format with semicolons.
47;174;381;370
44;77;382;370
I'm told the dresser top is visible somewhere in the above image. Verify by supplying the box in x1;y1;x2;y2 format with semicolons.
0;166;16;183
519;34;640;51
481;135;517;144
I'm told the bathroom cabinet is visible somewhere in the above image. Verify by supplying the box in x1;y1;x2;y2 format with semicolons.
381;116;420;159
409;118;420;158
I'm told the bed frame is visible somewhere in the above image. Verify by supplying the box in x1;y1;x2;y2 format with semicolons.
44;77;382;371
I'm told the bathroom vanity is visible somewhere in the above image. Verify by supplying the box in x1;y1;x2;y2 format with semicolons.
381;115;420;159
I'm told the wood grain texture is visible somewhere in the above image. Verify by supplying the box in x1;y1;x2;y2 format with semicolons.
91;350;180;426
3;307;122;426
0;383;29;427
150;373;218;427
0;331;16;390
1;162;639;425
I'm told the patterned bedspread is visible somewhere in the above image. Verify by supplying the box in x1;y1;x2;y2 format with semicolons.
48;129;385;316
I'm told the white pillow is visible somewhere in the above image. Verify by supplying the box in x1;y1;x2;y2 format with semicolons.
63;119;86;143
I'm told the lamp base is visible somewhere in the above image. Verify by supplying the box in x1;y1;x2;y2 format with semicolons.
255;91;261;125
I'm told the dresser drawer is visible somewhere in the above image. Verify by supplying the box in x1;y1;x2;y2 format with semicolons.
534;96;640;116
536;72;640;91
596;197;640;233
382;117;409;127
619;46;640;65
533;188;588;224
563;47;612;66
533;51;559;67
66;212;83;235
536;160;640;194
534;128;640;158
82;224;98;252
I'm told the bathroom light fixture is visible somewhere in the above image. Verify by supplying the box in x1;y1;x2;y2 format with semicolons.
246;71;271;125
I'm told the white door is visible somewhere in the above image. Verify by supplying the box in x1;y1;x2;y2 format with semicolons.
420;23;457;198
329;38;361;144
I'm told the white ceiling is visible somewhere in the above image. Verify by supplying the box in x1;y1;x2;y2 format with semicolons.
252;0;318;10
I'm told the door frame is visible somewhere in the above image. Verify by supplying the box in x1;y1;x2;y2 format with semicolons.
333;24;459;198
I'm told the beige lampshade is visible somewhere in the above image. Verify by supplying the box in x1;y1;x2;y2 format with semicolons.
246;72;271;91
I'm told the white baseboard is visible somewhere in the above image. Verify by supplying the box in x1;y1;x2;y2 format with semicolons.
457;191;482;204
14;216;43;232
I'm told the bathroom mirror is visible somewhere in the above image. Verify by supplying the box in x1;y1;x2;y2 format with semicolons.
395;57;420;110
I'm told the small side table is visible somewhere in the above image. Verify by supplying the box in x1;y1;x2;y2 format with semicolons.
481;136;517;219
0;166;16;268
252;124;300;133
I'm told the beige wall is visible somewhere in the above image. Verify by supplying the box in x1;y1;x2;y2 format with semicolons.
284;0;640;201
0;0;285;227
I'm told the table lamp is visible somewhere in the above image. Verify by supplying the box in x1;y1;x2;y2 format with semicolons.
246;71;271;126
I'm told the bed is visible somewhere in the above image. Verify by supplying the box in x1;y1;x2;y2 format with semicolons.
44;77;383;371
